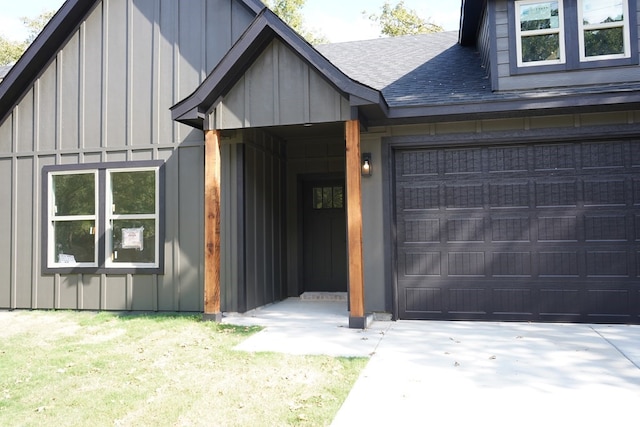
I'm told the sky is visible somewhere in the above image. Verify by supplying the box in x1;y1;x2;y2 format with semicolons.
0;0;461;43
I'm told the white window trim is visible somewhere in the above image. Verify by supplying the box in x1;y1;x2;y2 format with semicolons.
515;0;566;67
47;170;99;269
105;167;160;269
578;0;631;62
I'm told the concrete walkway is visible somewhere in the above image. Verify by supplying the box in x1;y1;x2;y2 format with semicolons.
223;298;640;427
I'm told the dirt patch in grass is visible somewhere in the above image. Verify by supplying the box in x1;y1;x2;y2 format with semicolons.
0;311;367;426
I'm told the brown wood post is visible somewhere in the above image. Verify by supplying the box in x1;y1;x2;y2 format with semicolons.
345;120;367;329
204;129;222;322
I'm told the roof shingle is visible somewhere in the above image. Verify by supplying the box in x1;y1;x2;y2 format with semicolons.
316;31;491;108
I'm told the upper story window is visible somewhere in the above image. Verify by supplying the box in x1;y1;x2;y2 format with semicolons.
579;0;631;61
43;161;164;274
512;0;636;72
516;1;566;67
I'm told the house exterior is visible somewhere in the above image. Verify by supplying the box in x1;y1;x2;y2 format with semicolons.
1;0;640;326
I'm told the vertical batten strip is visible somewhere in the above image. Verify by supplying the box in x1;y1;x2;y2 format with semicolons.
204;129;222;321
345;119;367;329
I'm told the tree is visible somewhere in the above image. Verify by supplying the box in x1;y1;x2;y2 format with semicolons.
367;1;443;37
0;36;27;66
262;0;328;44
0;11;55;66
23;11;57;43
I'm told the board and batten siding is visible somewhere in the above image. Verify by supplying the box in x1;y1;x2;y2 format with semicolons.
214;39;352;130
219;129;287;313
493;0;640;91
0;0;255;311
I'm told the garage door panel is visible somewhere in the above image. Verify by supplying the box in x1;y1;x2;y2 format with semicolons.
445;184;484;209
587;289;631;318
534;144;577;171
445;148;482;174
538;252;580;277
488;146;529;172
492;252;532;277
585;215;627;241
394;141;640;323
489;181;530;208
447;218;485;242
491;217;531;241
582;142;625;169
535;180;579;207
492;288;533;314
538;216;579;241
402;252;441;277
586;251;629;277
399;150;439;176
583;179;626;206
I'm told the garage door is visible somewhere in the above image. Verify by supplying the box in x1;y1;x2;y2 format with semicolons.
394;141;640;323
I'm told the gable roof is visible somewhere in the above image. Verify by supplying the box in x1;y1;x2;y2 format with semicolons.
316;31;490;108
319;30;640;124
170;8;386;129
0;0;265;126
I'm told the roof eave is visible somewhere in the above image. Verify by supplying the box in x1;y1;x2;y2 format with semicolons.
0;0;100;125
381;91;640;126
171;9;385;130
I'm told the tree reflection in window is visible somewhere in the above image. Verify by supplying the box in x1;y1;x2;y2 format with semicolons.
51;173;96;265
313;186;344;209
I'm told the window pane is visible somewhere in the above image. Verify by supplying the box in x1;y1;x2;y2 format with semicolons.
520;2;559;31
112;219;156;264
313;188;323;209
333;187;344;209
584;27;624;56
521;33;560;62
582;0;623;25
53;174;95;216
53;220;95;263
111;171;156;215
323;187;333;209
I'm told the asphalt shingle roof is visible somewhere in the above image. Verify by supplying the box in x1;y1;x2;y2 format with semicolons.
316;31;640;110
0;65;12;81
316;31;491;108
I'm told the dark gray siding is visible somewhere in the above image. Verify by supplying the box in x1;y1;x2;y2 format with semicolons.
219;129;286;313
477;7;491;80
215;39;352;130
0;0;255;311
494;0;640;91
243;131;286;310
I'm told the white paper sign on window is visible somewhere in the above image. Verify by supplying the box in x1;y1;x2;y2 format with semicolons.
122;227;144;251
58;254;76;263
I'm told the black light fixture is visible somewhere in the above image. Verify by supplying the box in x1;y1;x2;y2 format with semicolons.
361;153;372;177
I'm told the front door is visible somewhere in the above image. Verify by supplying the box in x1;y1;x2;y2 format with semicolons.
303;178;347;292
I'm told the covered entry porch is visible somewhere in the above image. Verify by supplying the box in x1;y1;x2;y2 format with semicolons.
204;122;367;328
171;9;386;328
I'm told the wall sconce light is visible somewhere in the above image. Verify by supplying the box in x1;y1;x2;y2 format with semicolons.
361;153;372;177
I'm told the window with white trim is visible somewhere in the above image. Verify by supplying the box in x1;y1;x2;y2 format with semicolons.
512;0;636;71
44;162;164;274
579;0;631;61
516;0;565;67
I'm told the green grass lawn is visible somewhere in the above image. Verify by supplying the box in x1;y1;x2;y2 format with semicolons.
0;311;366;426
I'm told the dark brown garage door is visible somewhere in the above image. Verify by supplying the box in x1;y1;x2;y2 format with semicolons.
394;141;640;323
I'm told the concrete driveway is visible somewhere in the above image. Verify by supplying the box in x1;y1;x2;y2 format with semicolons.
223;298;640;427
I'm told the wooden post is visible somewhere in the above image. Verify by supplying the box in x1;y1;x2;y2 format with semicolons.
204;129;222;322
345;120;367;329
